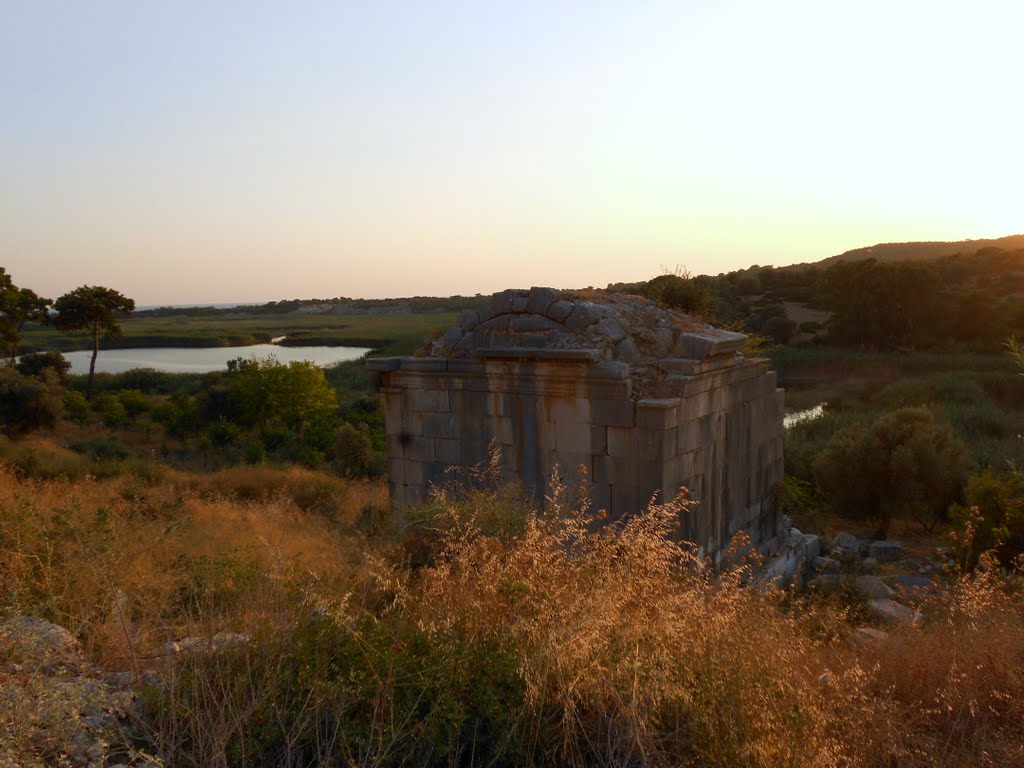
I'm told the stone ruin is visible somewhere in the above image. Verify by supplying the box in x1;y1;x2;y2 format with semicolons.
367;287;785;563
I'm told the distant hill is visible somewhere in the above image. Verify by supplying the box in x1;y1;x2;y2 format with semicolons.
816;234;1024;268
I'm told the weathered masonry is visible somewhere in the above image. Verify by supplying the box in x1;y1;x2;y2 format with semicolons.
368;287;785;562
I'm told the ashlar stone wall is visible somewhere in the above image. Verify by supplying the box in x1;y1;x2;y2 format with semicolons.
368;287;785;562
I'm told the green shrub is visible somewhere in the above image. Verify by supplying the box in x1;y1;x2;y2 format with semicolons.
62;389;90;425
117;388;151;417
69;435;131;462
91;392;128;428
333;422;382;478
814;407;969;536
0;366;62;436
949;469;1024;568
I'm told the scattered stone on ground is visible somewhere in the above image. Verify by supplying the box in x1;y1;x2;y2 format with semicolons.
813;556;840;573
869;540;904;562
848;627;890;647
831;531;863;552
0;615;155;767
891;575;935;594
854;575;896;599
162;631;250;656
762;528;821;587
868;598;922;625
0;615;81;669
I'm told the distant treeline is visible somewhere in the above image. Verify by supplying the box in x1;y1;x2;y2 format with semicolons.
610;243;1024;352
136;295;481;318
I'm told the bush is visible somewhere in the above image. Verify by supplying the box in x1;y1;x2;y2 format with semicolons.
15;351;71;384
91;392;127;428
814;406;969;536
0;366;63;435
117;388;151;417
333;422;382;478
949;469;1024;568
62;390;90;425
69;435;131;462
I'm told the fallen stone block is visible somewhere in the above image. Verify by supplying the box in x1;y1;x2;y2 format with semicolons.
867;598;921;625
854;575;895;599
831;531;864;555
813;556;840;573
869;540;903;562
848;626;889;647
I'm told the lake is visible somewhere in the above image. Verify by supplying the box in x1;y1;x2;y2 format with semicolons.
62;344;373;375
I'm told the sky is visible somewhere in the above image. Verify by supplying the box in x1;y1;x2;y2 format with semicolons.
1;0;1021;305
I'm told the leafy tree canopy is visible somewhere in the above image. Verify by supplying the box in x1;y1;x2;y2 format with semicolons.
53;285;135;398
814;406;969;537
0;267;51;361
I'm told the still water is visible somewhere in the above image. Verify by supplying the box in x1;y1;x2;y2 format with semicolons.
783;403;825;429
62;344;372;375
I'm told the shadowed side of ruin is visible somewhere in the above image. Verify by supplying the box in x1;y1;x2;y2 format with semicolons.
368;287;785;562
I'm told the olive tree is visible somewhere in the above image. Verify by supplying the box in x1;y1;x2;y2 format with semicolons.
814;406;969;537
53;285;135;398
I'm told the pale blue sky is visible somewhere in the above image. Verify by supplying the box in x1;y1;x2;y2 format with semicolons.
2;1;1020;304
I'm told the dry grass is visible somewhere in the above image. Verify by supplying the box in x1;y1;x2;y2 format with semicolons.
2;449;1023;767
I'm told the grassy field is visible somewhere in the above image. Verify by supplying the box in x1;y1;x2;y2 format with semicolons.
20;310;460;357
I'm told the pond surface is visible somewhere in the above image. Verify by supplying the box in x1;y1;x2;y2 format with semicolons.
62;344;372;375
783;403;826;429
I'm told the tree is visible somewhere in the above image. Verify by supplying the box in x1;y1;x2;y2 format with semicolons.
224;355;338;436
0;268;51;362
16;351;70;384
814;407;969;537
0;366;63;436
53;286;135;399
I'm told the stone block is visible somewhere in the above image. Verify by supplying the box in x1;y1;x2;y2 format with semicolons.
869;540;903;562
404;460;427;485
511;296;529;313
526;287;561;315
565;301;606;331
547;299;573;322
592;399;635;427
459;310;481;331
548;398;589;425
672;330;746;360
413;389;449;413
592;317;627;342
636;430;671;462
445;358;485;374
433;438;460;465
636;399;681;430
855;575;896;599
606;426;633;457
868;598;921;625
586;361;629;379
422;412;456;438
513;314;562;333
590;425;607;453
366;357;402;372
400;358;447;373
388;457;405;485
614;337;640;363
555;421;591;454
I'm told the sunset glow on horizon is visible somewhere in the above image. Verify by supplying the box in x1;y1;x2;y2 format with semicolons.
2;0;1021;305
